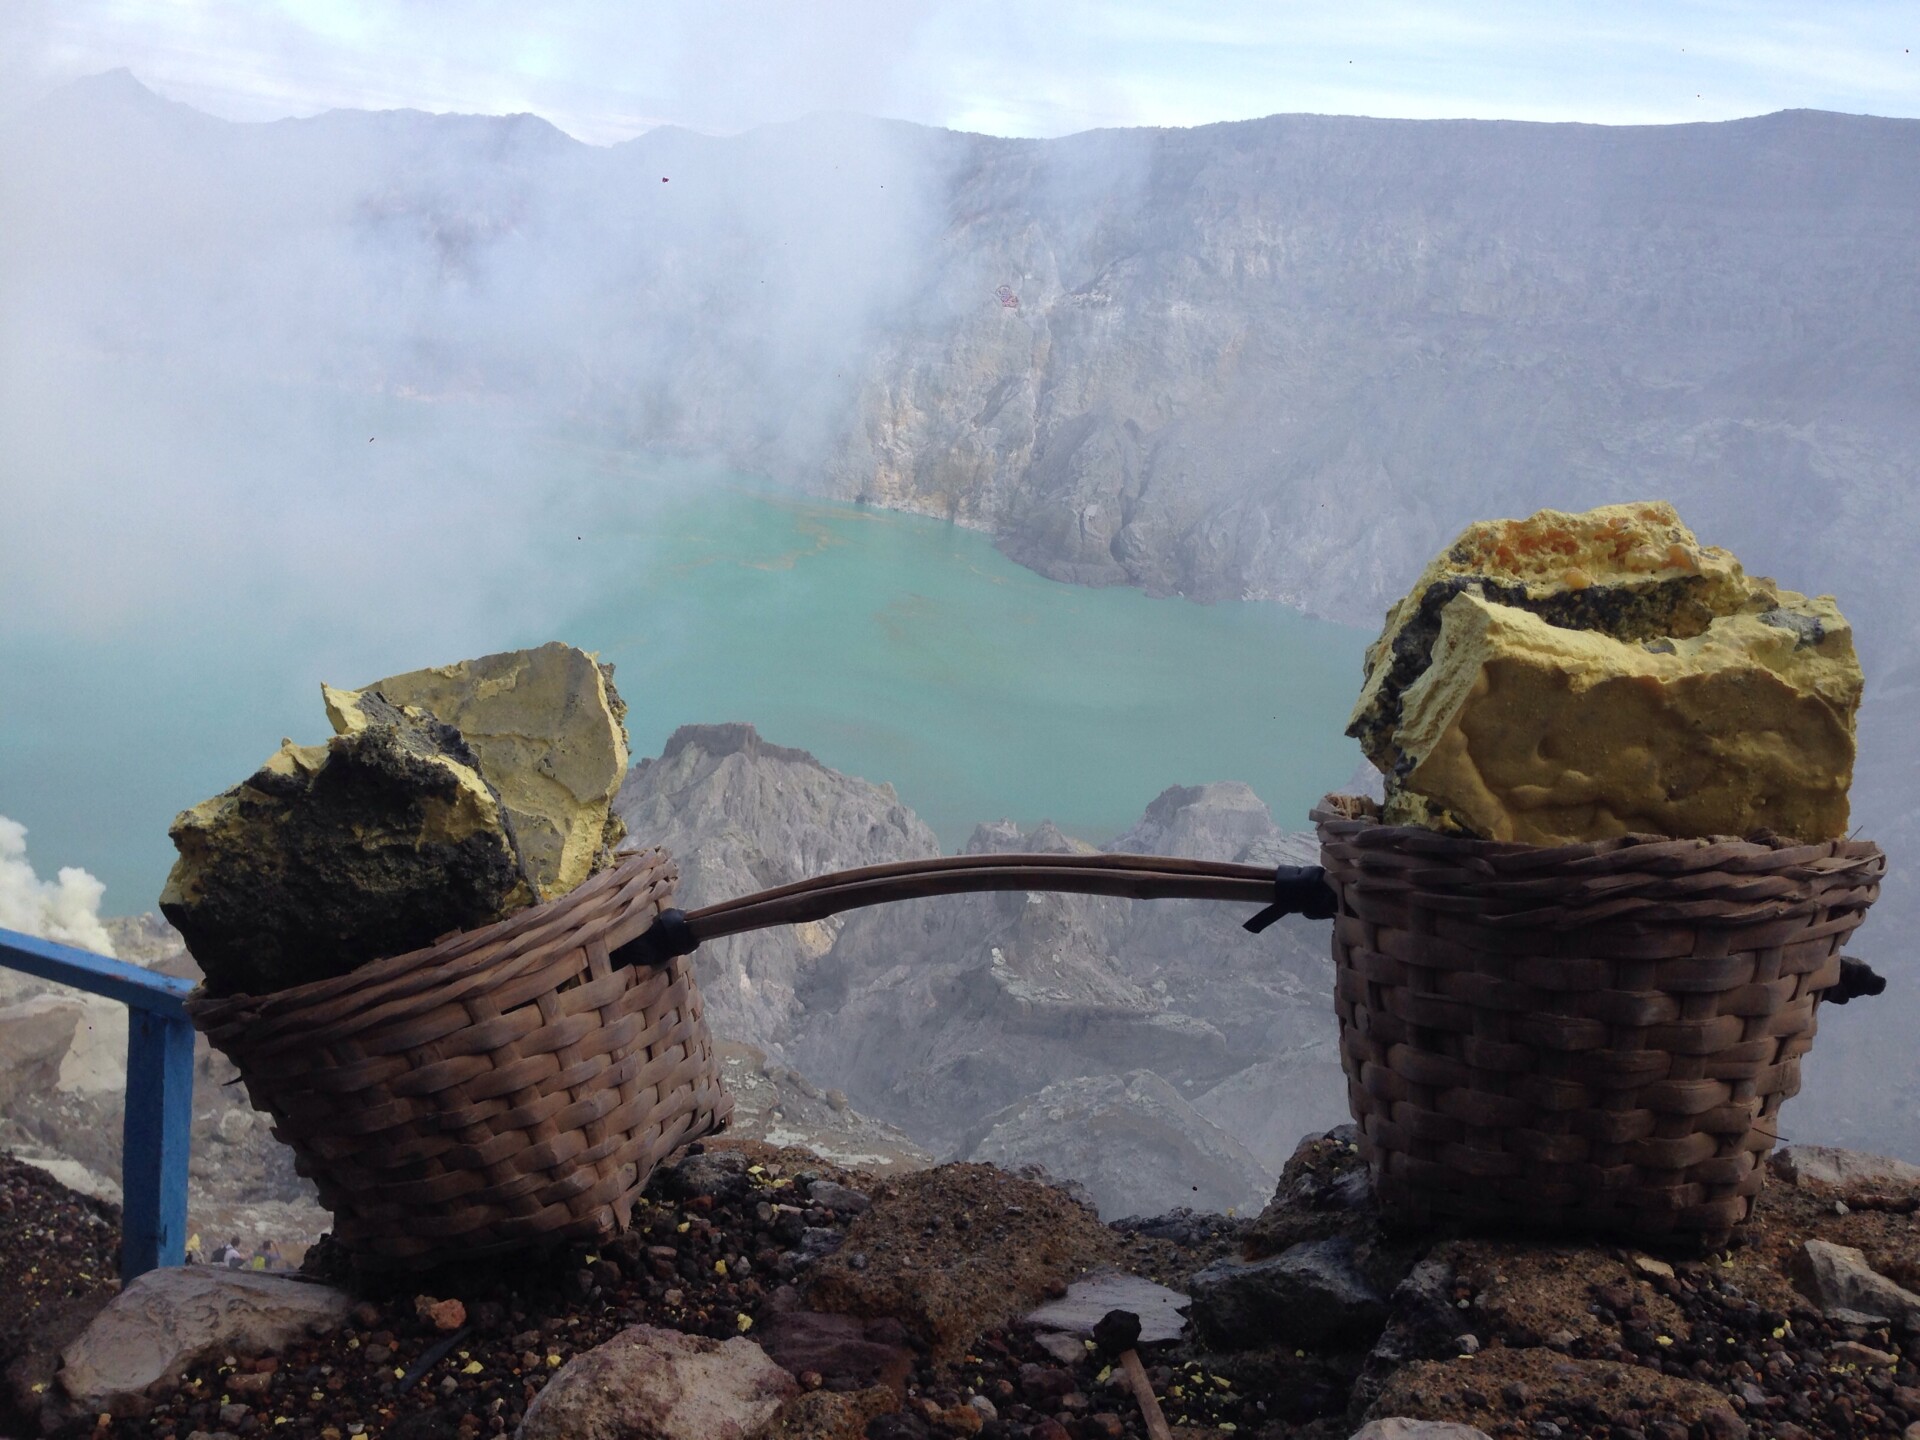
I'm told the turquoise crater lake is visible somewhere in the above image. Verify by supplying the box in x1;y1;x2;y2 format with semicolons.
1;461;1370;915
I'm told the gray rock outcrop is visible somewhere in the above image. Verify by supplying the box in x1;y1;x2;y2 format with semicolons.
0;996;84;1110
514;1325;796;1440
785;789;1332;1172
961;1070;1275;1219
1111;782;1318;866
614;726;1340;1214
614;722;942;1047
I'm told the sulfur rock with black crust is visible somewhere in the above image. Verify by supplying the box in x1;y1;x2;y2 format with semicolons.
1346;501;1863;844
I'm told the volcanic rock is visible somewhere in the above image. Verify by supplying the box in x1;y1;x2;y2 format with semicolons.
766;1385;902;1440
514;1324;796;1440
1347;501;1862;843
1775;1145;1920;1190
657;1147;757;1204
756;1310;915;1393
50;1267;351;1424
1789;1239;1920;1329
613;722;941;1048
1188;1235;1389;1349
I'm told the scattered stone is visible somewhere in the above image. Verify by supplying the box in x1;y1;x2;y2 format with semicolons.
1828;1339;1900;1367
415;1296;467;1333
514;1325;796;1440
50;1268;351;1422
658;1148;755;1204
1351;1421;1496;1440
793;1227;845;1264
1347;501;1861;843
805;1181;870;1216
1789;1239;1920;1328
1023;1269;1189;1344
1033;1332;1088;1365
1353;1255;1471;1414
1189;1235;1388;1348
756;1310;914;1394
765;1384;899;1439
1114;1206;1252;1249
1629;1254;1675;1280
1774;1146;1920;1190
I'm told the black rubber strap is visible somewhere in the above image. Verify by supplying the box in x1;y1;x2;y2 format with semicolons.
1242;864;1338;933
611;907;700;969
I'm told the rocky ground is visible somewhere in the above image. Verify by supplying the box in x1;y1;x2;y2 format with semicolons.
3;1132;1918;1440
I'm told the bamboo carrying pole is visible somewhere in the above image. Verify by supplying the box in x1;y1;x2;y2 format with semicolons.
676;852;1314;944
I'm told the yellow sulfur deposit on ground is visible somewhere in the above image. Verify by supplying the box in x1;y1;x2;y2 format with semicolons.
1347;502;1862;844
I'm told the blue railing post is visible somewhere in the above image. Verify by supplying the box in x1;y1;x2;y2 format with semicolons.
122;1006;197;1275
0;926;198;1283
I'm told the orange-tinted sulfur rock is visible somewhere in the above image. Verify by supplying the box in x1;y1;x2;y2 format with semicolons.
1347;502;1862;843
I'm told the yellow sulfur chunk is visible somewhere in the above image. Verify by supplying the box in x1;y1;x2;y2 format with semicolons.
1351;502;1862;843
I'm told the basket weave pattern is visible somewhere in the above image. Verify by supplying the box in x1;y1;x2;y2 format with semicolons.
1313;795;1883;1245
187;848;732;1268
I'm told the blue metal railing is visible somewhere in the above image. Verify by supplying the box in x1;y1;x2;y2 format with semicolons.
0;926;196;1282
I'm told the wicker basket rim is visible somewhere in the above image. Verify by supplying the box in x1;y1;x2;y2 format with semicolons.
1312;793;1885;869
184;847;673;1031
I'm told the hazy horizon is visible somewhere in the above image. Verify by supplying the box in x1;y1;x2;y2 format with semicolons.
6;2;1916;143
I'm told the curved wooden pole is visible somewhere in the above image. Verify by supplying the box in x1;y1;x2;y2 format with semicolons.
679;852;1283;944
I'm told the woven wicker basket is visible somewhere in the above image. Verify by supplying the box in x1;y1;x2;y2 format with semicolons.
186;848;732;1270
1313;794;1884;1247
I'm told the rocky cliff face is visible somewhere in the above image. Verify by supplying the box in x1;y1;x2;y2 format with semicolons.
811;112;1920;670
613;722;943;1047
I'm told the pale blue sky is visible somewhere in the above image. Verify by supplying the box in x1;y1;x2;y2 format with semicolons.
3;1;1916;142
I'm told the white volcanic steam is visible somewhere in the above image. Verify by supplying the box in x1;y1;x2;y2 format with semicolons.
0;816;117;956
